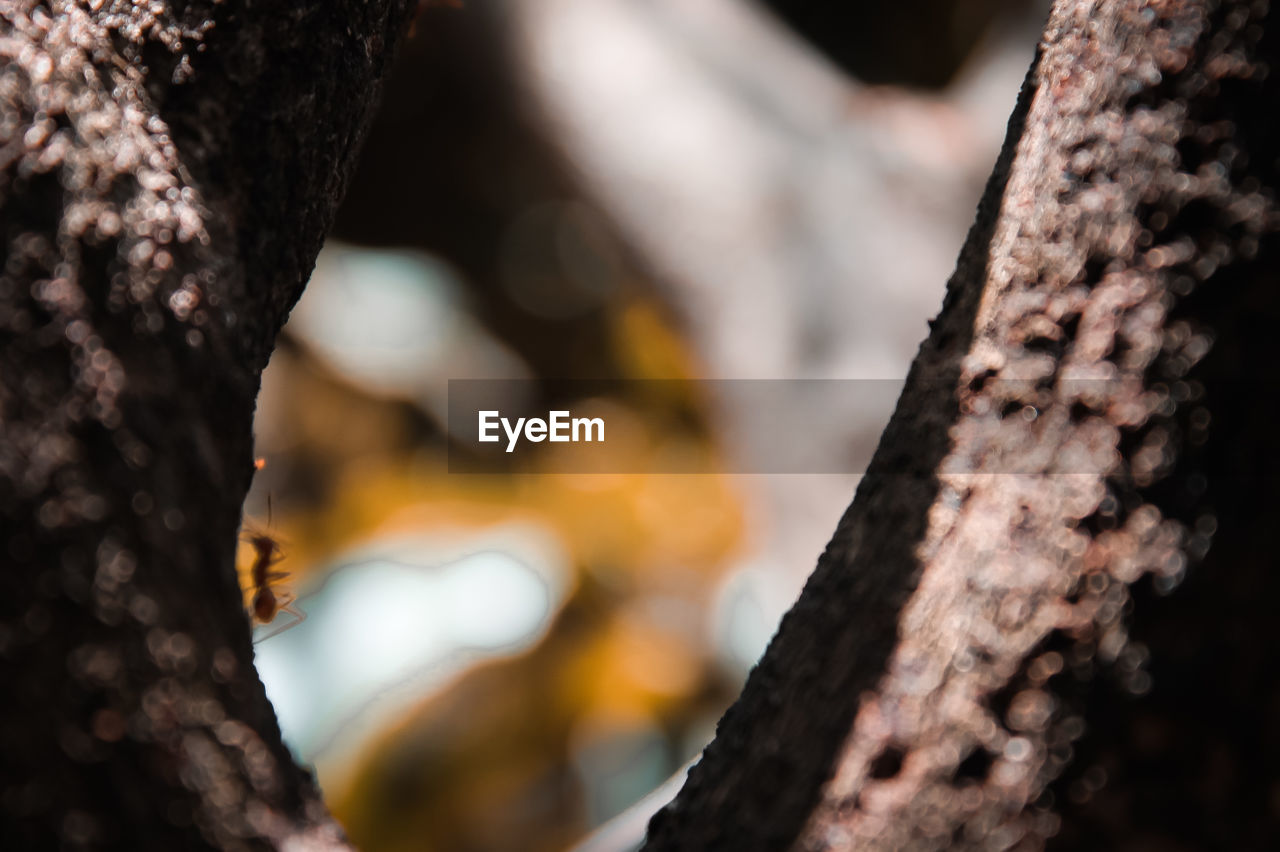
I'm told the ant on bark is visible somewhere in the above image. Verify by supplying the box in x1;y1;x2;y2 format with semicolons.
242;482;306;641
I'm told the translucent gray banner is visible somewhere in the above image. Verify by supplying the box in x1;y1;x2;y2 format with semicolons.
447;378;1202;474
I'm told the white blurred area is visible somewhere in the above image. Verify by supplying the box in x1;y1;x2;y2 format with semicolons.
253;525;569;794
509;0;1034;380
278;245;528;421
507;0;1045;672
244;0;1049;848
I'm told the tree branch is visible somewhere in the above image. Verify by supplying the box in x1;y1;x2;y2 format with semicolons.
644;1;1280;848
0;1;413;847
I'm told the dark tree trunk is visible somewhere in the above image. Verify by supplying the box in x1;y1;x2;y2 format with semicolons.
644;1;1280;850
0;2;412;849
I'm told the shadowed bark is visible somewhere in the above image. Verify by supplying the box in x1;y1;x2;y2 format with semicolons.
644;1;1280;849
0;1;413;848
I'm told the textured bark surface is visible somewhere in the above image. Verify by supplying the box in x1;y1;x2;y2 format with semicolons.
644;1;1280;850
0;1;413;849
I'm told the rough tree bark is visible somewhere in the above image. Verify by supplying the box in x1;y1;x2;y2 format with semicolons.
0;1;413;849
644;1;1280;850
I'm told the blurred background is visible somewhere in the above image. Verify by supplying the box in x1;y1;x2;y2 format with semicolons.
238;1;1049;850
